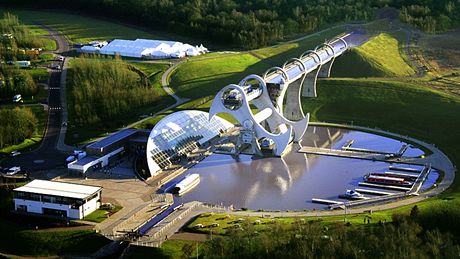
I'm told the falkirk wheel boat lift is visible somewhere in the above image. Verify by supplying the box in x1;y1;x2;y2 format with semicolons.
208;33;350;157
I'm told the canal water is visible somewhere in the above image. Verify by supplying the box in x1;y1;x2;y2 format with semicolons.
175;126;438;210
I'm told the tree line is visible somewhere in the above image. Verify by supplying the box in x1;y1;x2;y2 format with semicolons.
0;107;37;148
0;13;46;60
0;13;41;99
68;56;161;126
191;205;460;259
2;1;460;49
0;65;36;98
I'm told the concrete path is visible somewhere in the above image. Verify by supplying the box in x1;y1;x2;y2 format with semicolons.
161;60;189;104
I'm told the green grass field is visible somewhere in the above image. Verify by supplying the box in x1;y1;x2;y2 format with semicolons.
130;62;171;89
126;240;203;259
39;37;57;51
303;78;460;190
185;212;393;236
27;67;49;81
169;30;412;101
84;205;122;223
251;27;345;66
353;33;415;76
170;54;269;99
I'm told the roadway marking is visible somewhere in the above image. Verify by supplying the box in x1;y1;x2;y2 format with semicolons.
49;107;62;110
49;87;60;90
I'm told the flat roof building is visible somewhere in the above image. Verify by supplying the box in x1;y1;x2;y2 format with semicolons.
68;129;141;174
86;128;138;157
13;180;102;219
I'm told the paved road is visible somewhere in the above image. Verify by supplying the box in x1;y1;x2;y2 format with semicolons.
1;24;71;171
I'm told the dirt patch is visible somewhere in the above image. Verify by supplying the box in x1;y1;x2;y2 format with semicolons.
171;232;210;242
420;29;460;70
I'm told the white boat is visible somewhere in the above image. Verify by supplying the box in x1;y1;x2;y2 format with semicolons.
343;189;364;198
172;174;200;196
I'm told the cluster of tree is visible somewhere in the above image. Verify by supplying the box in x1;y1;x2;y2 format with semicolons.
397;0;460;33
0;13;45;61
3;1;460;49
0;107;37;148
69;56;161;126
192;206;460;258
0;65;36;98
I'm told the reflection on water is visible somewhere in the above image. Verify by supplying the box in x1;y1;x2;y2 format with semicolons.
175;127;436;210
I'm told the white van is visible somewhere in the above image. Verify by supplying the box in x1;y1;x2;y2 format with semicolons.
12;94;22;103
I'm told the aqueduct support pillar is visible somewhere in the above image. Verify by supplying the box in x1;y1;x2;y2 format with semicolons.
301;68;320;98
284;77;305;121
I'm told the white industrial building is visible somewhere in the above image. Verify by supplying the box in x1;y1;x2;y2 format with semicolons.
146;110;233;176
13;180;102;219
79;38;208;59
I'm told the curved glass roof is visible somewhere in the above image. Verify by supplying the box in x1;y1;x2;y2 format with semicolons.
146;110;233;176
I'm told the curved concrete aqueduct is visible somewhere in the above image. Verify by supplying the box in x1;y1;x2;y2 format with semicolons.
209;33;351;156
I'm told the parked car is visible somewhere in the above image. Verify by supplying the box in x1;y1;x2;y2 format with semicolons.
6;166;21;175
66;155;76;164
10;151;21;157
12;94;22;103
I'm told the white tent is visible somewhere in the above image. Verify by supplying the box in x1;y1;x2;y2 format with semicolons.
150;50;171;59
186;48;200;56
80;45;99;54
81;38;208;59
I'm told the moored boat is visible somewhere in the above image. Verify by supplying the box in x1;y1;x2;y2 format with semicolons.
172;174;200;196
344;189;364;198
364;173;412;187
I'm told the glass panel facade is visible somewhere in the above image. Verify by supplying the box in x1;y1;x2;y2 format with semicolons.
147;111;233;174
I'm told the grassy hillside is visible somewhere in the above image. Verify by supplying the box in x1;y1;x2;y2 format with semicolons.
358;33;413;76
169;27;348;100
332;33;415;77
251;27;345;65
170;30;416;101
170;54;270;99
331;49;389;77
304;78;460;190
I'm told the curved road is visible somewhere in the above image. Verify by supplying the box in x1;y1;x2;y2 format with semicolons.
2;25;71;172
160;61;188;104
